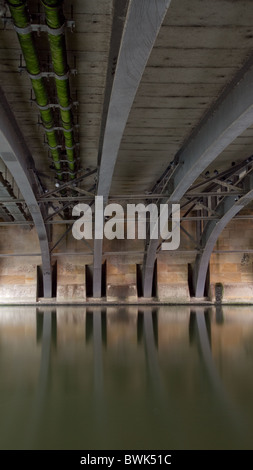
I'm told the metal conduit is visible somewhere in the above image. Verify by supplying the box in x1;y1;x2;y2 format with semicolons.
7;0;63;180
41;0;76;177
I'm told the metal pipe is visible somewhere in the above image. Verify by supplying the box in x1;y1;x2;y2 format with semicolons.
41;0;76;176
7;0;63;179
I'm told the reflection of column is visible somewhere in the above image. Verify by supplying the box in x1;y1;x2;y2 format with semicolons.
142;308;172;415
86;307;106;405
195;309;226;398
215;305;224;325
142;308;188;445
24;310;55;448
143;309;161;387
192;308;247;441
93;311;104;399
92;309;107;441
37;312;54;400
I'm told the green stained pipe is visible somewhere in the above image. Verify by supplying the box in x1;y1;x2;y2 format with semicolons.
41;0;76;175
7;0;62;178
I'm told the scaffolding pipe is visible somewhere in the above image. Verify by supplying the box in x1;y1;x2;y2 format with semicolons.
41;0;76;176
7;0;63;179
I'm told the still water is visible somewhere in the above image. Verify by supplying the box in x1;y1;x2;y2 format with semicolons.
0;304;253;450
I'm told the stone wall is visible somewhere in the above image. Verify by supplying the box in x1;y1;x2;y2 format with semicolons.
56;257;86;302
209;219;253;303
157;257;190;302
106;256;138;302
1;214;253;303
0;226;39;303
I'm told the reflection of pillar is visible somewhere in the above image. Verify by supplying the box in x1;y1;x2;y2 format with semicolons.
87;307;107;399
143;308;166;404
36;310;57;347
138;309;158;347
195;310;225;397
142;308;188;445
92;309;107;444
24;310;55;448
190;308;226;397
93;311;104;398
86;309;107;346
191;308;246;441
37;312;53;398
106;306;138;348
215;305;224;325
143;310;159;381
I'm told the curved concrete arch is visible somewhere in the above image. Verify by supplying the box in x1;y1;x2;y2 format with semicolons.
143;60;253;298
0;87;52;297
93;0;172;297
193;177;253;298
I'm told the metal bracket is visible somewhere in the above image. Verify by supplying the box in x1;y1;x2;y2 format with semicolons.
30;98;79;111
4;16;75;33
49;157;80;164
39;122;80;132
53;169;78;177
18;66;77;78
45;142;80;152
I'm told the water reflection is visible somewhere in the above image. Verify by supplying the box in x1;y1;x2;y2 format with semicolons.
25;310;56;448
190;308;249;447
190;308;227;398
0;305;253;449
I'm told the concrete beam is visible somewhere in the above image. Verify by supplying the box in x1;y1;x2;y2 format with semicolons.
143;59;253;298
193;176;253;298
93;0;172;297
0;87;52;298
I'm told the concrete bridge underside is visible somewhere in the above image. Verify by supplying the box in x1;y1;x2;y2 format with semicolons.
1;0;253;304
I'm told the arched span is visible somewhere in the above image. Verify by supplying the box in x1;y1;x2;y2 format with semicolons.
143;60;253;298
0;87;52;297
93;0;172;297
193;176;253;298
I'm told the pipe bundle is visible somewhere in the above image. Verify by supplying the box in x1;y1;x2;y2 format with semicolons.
8;0;76;180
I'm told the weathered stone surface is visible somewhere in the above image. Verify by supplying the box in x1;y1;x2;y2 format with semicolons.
157;260;190;302
210;283;253;303
57;285;86;302
158;284;190;303
106;259;137;301
56;258;86;301
0;284;37;303
106;284;137;302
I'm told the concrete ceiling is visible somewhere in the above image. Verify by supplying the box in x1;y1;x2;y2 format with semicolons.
0;0;253;194
1;0;253;297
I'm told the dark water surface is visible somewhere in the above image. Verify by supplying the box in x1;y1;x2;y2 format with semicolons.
0;304;253;450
